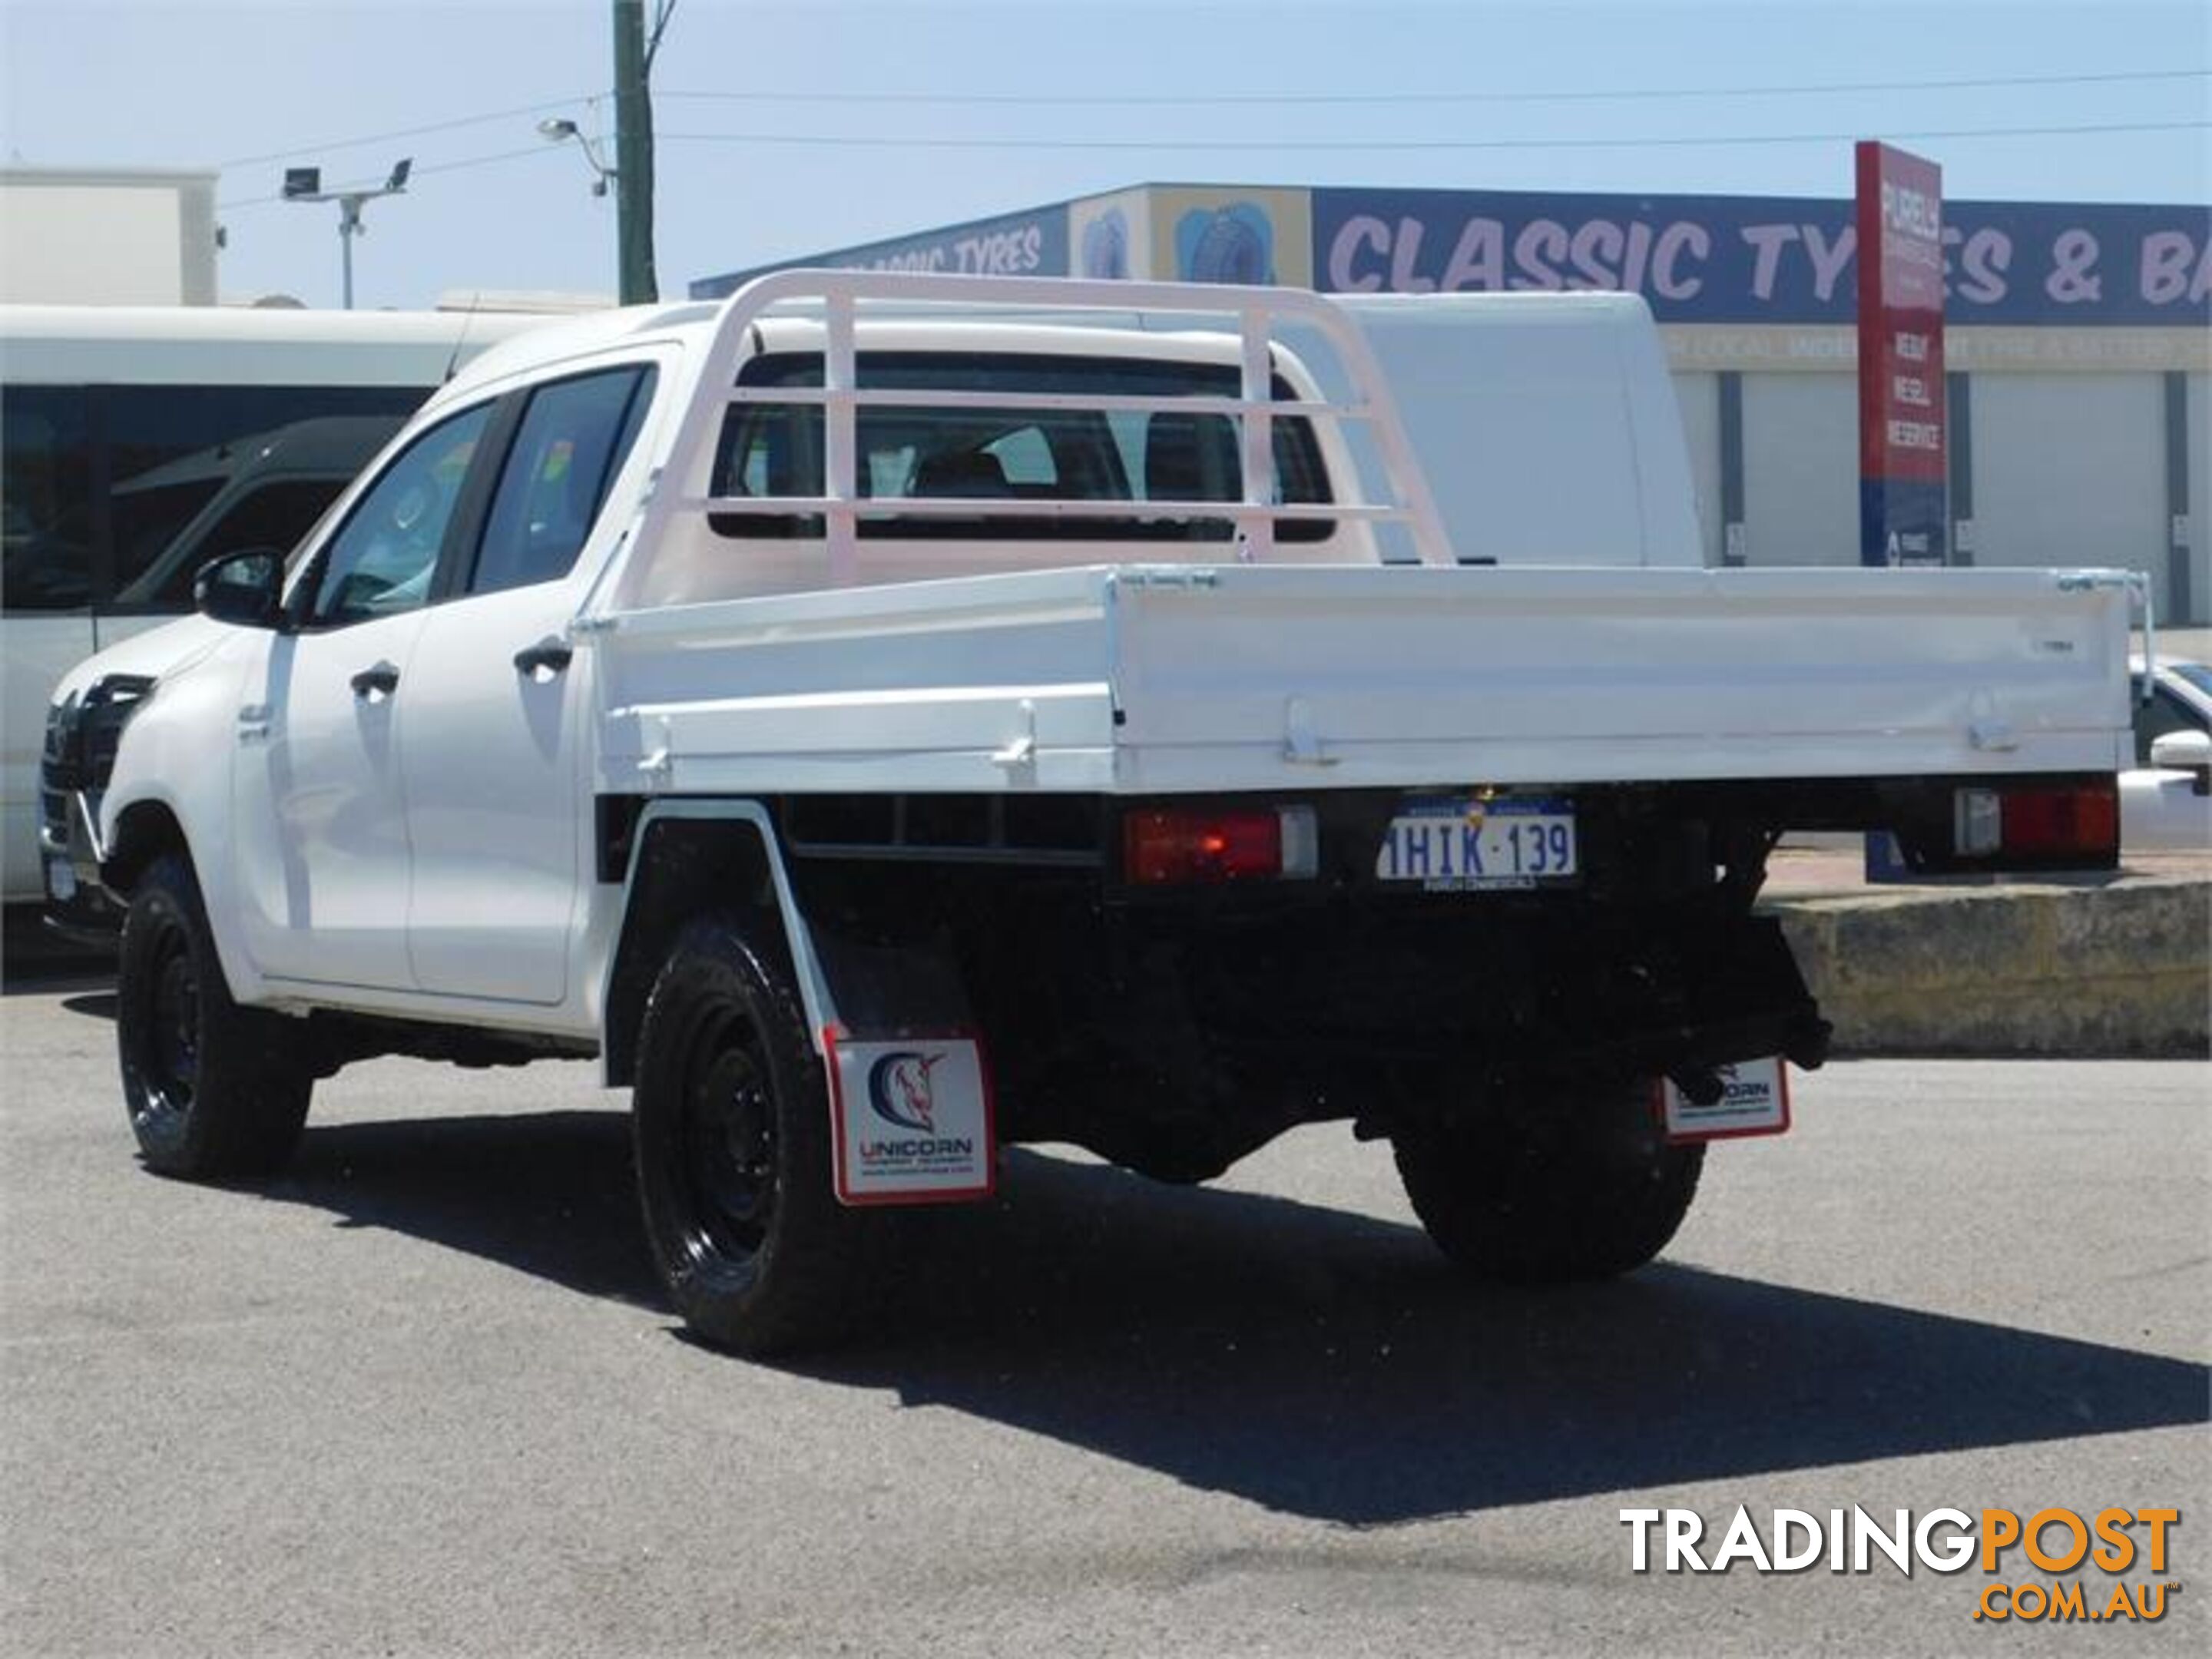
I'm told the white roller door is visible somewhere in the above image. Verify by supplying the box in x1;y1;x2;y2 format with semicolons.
1974;373;2166;609
1741;373;1858;568
1670;370;1724;567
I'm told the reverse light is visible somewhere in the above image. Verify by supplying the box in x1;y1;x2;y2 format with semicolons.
1123;805;1319;885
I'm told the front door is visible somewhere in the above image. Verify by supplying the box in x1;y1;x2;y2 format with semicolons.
231;402;496;990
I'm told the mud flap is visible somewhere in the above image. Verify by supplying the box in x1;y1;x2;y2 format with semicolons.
1657;1056;1792;1143
826;1031;997;1205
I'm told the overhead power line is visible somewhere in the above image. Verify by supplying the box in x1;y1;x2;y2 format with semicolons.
651;117;2210;154
209;64;2206;174
657;66;2211;108
216;96;604;169
219;113;2210;210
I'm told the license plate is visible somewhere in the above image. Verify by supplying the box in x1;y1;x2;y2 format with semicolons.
1374;793;1578;891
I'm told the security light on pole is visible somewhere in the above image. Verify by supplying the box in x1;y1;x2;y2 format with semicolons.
538;118;618;200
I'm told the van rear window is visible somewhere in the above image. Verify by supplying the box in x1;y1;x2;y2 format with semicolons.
710;352;1333;542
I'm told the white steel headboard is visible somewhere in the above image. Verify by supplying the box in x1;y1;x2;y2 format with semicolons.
600;269;1455;610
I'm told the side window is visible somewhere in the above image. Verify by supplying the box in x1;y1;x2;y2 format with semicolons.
469;366;656;596
104;384;427;598
1;383;429;614
1;386;93;611
304;403;493;628
127;479;347;610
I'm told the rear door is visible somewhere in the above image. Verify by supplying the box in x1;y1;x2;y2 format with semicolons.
401;363;657;1004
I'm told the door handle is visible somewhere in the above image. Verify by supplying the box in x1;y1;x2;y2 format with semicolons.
513;637;575;680
349;661;400;700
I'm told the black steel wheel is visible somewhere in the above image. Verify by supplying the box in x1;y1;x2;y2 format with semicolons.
631;916;876;1355
116;852;311;1179
1391;1079;1704;1283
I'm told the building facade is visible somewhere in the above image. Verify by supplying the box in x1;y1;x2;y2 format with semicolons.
1;167;220;307
697;182;2212;624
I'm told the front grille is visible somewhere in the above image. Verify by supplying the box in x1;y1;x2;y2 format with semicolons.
40;698;79;849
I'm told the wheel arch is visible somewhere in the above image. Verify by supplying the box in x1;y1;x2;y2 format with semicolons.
101;796;192;898
600;802;833;1088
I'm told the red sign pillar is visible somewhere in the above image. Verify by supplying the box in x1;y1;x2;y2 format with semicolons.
1856;142;1948;566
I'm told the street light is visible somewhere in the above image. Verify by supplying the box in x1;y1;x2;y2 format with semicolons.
280;157;411;310
538;118;616;198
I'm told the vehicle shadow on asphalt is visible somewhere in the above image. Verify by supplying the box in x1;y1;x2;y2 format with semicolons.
274;1110;662;1312
253;1109;2207;1525
0;906;112;992
807;1151;2211;1523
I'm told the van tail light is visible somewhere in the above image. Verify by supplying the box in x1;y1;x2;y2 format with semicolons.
1952;779;2118;866
1123;805;1318;885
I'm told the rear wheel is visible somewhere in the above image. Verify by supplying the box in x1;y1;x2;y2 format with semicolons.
116;852;312;1179
631;917;876;1355
1391;1079;1703;1282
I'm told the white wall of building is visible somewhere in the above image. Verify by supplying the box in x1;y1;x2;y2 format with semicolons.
1654;363;2206;624
0;170;218;305
2187;373;2210;625
1973;373;2167;607
1670;371;1724;568
1740;373;1858;568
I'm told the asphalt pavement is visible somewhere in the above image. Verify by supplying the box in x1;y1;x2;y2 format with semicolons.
1;982;2205;1657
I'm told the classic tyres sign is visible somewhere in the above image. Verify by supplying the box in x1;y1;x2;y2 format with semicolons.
1310;186;2211;328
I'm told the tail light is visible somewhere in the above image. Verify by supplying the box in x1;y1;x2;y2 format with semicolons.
1122;805;1318;886
1952;779;2118;865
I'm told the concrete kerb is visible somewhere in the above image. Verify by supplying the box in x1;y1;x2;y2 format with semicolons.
1764;872;2210;1059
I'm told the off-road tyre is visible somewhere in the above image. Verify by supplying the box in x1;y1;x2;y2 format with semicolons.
631;916;878;1356
1392;1080;1704;1283
116;852;312;1179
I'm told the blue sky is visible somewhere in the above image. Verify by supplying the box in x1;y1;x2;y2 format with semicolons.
3;0;2206;309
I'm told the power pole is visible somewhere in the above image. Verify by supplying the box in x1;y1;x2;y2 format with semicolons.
612;0;659;303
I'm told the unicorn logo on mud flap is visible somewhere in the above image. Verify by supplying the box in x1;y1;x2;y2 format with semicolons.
866;1051;943;1134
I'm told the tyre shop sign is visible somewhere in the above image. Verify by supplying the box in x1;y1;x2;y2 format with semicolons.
1855;141;1946;568
693;206;1070;296
1313;186;2212;327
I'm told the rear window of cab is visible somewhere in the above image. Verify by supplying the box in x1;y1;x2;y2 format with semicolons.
709;351;1334;542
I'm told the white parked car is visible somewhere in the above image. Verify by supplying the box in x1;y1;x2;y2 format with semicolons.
2124;659;2212;852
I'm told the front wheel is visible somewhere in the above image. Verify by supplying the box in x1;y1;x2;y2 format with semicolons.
1391;1079;1703;1283
116;852;312;1179
631;917;879;1355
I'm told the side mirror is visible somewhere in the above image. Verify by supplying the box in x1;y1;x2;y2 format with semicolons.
2148;728;2212;796
194;548;286;628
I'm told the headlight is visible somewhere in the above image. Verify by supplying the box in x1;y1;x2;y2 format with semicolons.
43;693;76;758
46;674;154;790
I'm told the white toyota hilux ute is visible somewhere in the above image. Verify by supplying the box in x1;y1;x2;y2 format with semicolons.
49;273;2141;1354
